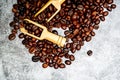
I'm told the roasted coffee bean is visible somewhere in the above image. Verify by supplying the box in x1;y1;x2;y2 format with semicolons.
34;51;40;56
107;6;112;11
71;48;76;53
45;58;50;63
100;16;105;21
59;63;65;68
29;47;36;53
87;50;93;56
58;53;65;57
11;29;17;34
12;7;17;13
107;0;113;4
42;63;48;68
72;13;79;20
39;53;43;57
52;30;58;35
66;43;71;48
49;63;54;67
56;58;62;64
69;55;75;61
65;60;71;65
9;21;16;27
8;34;16;40
76;44;81;50
95;20;100;25
65;53;70;58
22;39;28;45
94;25;99;30
111;4;116;9
64;30;71;36
13;4;18;9
63;48;69;53
103;11;109;16
18;33;24;39
32;56;40;62
57;48;62;53
54;64;59;69
91;31;95;36
86;36;92;42
53;55;59;61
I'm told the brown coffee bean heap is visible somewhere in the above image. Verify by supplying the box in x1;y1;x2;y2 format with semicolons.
8;0;116;69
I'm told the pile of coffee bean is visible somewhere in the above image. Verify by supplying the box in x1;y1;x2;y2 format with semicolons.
8;0;116;69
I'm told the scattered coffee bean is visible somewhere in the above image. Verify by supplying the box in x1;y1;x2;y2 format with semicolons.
54;64;59;69
111;4;116;9
59;63;66;68
42;63;48;68
69;55;75;61
65;60;71;65
32;56;40;62
8;34;16;40
87;50;93;56
18;33;24;39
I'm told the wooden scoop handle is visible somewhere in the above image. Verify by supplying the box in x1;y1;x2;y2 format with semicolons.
45;31;66;47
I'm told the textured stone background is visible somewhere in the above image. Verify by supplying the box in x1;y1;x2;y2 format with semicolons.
0;0;120;80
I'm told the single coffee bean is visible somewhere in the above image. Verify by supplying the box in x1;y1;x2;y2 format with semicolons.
76;44;81;50
32;56;40;62
57;48;62;53
42;63;48;68
111;4;116;9
71;48;76;53
69;55;75;61
103;11;109;16
12;7;17;13
64;30;71;36
107;6;112;11
18;33;24;39
29;47;36;53
58;53;65;57
34;51;40;56
8;34;16;40
103;3;109;8
64;53;70;58
52;30;58;35
54;64;59;69
56;58;62;64
107;0;113;4
100;16;105;21
91;31;95;36
59;63;65;68
49;63;54;67
94;25;99;30
95;20;100;25
9;21;16;27
65;60;71;65
87;50;93;56
86;36;92;42
45;58;50;63
66;43;71;48
11;29;17;34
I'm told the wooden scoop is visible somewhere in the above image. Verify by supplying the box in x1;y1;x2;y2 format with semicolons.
20;19;66;47
34;0;65;22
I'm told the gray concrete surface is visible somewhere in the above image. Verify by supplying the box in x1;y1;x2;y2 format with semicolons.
0;0;120;80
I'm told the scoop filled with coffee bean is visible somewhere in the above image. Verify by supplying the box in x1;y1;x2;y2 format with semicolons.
8;0;116;69
20;19;66;47
35;0;65;22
